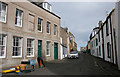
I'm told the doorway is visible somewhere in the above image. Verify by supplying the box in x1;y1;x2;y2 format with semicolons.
54;43;58;60
38;40;42;57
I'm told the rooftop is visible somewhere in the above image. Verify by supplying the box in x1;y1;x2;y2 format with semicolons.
30;1;61;19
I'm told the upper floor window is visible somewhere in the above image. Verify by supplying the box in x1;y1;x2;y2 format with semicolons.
15;9;23;27
106;20;109;36
54;24;57;35
98;32;100;42
47;21;50;34
0;2;7;23
47;4;51;11
27;38;34;57
38;18;43;32
101;27;104;38
91;41;93;48
42;2;51;12
12;36;22;57
96;38;98;46
0;34;6;58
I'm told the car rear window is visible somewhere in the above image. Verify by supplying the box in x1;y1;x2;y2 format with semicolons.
70;51;77;54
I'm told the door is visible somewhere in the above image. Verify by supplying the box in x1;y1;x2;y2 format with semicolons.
102;44;105;60
38;40;42;57
54;43;58;60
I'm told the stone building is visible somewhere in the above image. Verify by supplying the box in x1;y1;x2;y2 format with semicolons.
60;27;68;59
74;42;77;51
0;0;61;68
68;32;75;52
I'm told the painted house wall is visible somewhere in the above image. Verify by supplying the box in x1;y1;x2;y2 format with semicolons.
104;22;112;62
90;27;99;57
115;1;120;70
103;13;116;64
94;35;98;57
90;9;117;65
90;31;99;57
98;30;103;59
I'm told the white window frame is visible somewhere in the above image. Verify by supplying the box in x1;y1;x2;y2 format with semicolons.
15;8;23;27
46;21;50;34
54;24;57;36
46;41;50;56
12;36;22;58
38;18;43;32
0;2;7;23
27;38;34;57
0;34;6;58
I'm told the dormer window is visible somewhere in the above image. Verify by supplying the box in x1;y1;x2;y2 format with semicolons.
42;2;52;12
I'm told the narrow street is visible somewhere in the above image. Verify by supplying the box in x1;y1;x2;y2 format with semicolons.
20;53;120;75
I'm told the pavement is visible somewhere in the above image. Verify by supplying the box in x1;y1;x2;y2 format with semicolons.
2;53;120;76
93;54;120;75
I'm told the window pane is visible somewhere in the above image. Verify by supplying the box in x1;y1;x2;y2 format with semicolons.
46;41;50;55
38;18;42;31
16;9;18;16
15;17;17;24
1;3;6;22
2;3;6;12
1;50;4;56
38;24;41;31
47;22;50;33
1;15;5;21
0;34;6;57
13;37;21;56
38;18;41;24
19;11;22;19
54;25;57;35
0;2;7;22
15;9;23;26
27;39;34;56
27;48;30;54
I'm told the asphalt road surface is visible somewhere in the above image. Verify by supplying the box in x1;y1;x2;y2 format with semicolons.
3;53;120;76
24;53;120;75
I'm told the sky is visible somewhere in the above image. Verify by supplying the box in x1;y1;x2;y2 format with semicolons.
50;2;116;51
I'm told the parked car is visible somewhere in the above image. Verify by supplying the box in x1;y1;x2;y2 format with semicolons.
68;51;79;59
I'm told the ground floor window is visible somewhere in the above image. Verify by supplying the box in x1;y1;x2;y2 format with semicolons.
107;42;111;58
27;39;34;57
97;48;98;56
0;34;6;58
99;46;101;56
12;36;22;57
46;41;50;56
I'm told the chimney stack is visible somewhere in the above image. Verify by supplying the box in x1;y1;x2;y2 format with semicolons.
98;20;103;28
